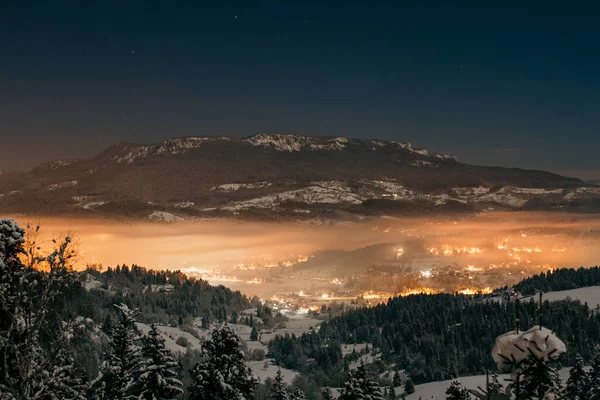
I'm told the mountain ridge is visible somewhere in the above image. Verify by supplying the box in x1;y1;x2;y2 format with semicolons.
1;133;594;221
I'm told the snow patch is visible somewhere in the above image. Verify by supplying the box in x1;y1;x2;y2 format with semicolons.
149;211;185;222
211;182;273;191
223;182;364;210
174;201;195;208
47;180;78;191
83;201;106;210
115;136;230;163
245;134;348;152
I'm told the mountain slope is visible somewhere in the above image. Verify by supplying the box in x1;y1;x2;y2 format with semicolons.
0;133;590;220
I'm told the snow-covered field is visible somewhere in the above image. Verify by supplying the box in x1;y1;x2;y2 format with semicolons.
522;286;600;309
403;368;571;400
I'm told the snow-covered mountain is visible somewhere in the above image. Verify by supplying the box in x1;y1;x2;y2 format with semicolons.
0;133;591;221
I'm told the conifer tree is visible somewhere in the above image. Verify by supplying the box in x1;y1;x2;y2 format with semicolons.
564;354;587;400
445;380;471;400
338;364;385;400
250;326;259;341
0;220;85;400
188;325;257;399
321;388;334;400
271;369;289;400
95;303;143;400
404;378;415;395
588;350;600;400
388;384;396;399
290;387;305;400
392;371;402;387
138;324;184;400
519;353;562;400
488;372;504;395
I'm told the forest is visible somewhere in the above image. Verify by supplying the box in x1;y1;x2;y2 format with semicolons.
3;218;600;399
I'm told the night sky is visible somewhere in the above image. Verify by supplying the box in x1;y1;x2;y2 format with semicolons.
2;2;599;178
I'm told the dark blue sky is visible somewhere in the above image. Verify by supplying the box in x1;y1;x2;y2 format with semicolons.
1;1;599;178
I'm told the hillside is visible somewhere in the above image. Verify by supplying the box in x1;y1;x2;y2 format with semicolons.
1;133;595;221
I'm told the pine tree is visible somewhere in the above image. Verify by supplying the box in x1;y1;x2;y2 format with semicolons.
188;325;257;400
564;354;587;400
321;388;334;400
138;324;184;399
404;378;415;395
488;372;504;395
338;364;385;400
519;353;562;400
588;350;600;400
338;372;364;400
271;369;289;400
445;380;471;400
94;303;143;400
392;371;402;387
250;326;259;341
388;384;396;399
0;220;85;400
290;387;305;400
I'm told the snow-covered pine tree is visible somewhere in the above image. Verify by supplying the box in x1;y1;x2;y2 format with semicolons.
445;380;471;400
0;220;85;400
188;325;257;400
250;326;259;341
392;371;402;388
488;372;504;395
270;369;289;400
290;387;305;400
338;364;385;400
321;388;334;400
564;353;587;400
388;384;396;399
337;372;364;400
93;303;143;400
404;378;415;395
518;351;562;400
138;323;184;400
588;350;600;400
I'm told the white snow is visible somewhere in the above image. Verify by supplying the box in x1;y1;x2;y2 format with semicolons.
403;368;572;400
83;277;103;291
492;326;566;369
211;182;273;191
564;187;600;200
136;323;204;353
149;211;186;222
115;136;230;163
248;360;298;384
174;201;195;208
83;201;106;210
47;180;78;191
245;134;348;152
453;187;490;197
34;159;80;171
522;286;600;309
475;188;529;207
410;160;434;167
223;182;364;210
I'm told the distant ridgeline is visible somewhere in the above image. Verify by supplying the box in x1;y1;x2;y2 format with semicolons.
269;267;600;388
513;266;600;295
69;265;255;325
